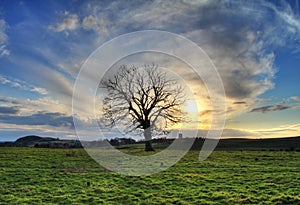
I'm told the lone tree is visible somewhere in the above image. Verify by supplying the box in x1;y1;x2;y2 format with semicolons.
100;64;186;151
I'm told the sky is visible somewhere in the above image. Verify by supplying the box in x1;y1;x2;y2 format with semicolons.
0;0;300;141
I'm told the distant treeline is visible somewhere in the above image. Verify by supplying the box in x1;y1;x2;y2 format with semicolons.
1;135;300;151
0;135;175;149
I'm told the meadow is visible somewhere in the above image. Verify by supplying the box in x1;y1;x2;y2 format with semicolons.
0;147;299;204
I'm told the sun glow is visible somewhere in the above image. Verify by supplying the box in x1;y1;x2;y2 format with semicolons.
184;100;198;113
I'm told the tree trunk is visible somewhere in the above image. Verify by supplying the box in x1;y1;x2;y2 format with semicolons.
144;128;154;151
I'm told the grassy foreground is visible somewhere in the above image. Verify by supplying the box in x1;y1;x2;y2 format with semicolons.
0;147;299;204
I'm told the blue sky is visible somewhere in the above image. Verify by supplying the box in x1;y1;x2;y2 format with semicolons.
0;0;300;141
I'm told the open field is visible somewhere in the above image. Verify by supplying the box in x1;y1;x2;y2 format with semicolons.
0;147;299;204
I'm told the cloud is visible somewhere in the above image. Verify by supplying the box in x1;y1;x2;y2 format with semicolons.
0;112;74;128
0;45;9;56
233;102;247;105
82;15;97;30
0;19;9;57
0;106;19;114
82;15;110;34
125;1;279;118
0;97;20;104
49;12;79;33
0;75;48;95
5;51;75;103
0;19;7;43
291;96;300;102
78;1;280;111
250;105;274;113
249;103;294;113
0;96;72;116
253;123;300;138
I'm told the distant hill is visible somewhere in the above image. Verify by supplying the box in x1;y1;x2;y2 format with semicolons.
0;135;82;148
15;135;57;146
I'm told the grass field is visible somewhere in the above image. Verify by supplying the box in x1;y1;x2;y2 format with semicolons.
0;147;299;204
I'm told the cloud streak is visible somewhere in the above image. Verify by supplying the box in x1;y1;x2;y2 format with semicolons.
0;106;19;114
291;96;300;102
0;112;74;128
49;12;79;33
0;19;9;57
249;103;295;113
0;75;48;95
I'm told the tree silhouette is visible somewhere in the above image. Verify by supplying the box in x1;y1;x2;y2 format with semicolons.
100;64;186;151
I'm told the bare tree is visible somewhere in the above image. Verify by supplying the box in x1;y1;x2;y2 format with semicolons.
100;64;186;151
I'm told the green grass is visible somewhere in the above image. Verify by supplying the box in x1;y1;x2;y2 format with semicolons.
0;147;299;204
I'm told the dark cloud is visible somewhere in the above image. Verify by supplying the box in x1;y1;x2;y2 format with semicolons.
0;112;74;128
233;101;247;105
274;104;290;111
0;106;19;114
249;105;273;113
249;103;293;113
0;97;20;104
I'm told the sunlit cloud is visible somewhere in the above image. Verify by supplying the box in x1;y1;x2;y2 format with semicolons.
48;12;79;33
291;96;300;102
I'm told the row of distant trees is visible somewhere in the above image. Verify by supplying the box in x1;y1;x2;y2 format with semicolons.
0;137;179;148
82;137;175;148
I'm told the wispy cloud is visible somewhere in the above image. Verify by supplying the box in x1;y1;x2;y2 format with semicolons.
82;15;109;34
0;19;7;43
0;97;20;104
0;112;74;128
233;102;247;105
254;123;300;137
0;96;72;116
49;12;79;33
0;19;9;57
0;75;48;95
249;102;295;113
291;96;300;102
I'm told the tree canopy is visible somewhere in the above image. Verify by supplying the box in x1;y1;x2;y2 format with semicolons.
100;64;186;151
